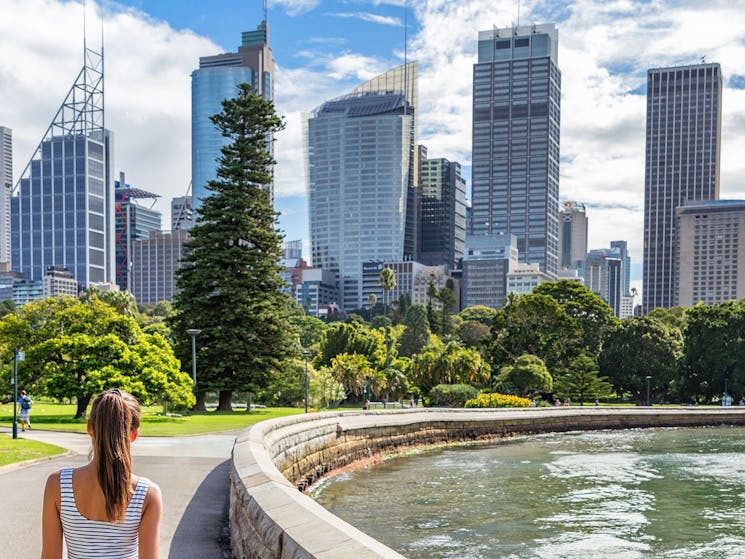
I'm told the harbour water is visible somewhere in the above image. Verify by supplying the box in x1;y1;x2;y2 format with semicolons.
312;426;745;558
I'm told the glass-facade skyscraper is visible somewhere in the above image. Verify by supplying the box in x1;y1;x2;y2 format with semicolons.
12;132;113;288
305;90;414;311
191;21;274;212
418;148;467;269
471;24;561;277
642;63;722;312
0;126;11;267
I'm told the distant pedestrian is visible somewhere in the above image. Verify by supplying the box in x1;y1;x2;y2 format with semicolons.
362;399;370;411
17;390;33;431
554;399;561;407
41;388;162;559
409;397;415;408
740;397;745;406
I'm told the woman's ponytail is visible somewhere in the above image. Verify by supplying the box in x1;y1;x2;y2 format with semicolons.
89;388;141;522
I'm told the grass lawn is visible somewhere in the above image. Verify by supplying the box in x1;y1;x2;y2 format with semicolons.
0;434;66;467
0;402;305;437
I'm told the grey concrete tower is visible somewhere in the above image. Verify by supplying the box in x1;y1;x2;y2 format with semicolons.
642;62;722;312
471;24;561;277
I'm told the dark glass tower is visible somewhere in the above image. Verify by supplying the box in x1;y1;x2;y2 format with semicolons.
471;24;561;277
418;148;466;269
642;63;722;312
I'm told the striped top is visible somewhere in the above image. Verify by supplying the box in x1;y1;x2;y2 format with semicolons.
60;467;150;559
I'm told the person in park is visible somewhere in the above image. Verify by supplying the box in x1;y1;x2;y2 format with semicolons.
41;388;163;559
17;389;32;431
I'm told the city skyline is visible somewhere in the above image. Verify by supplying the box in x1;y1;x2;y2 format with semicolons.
3;1;745;294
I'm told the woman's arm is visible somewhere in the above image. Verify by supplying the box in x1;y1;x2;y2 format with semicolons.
139;482;163;559
40;471;63;559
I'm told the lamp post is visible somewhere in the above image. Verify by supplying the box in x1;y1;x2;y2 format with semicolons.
186;329;201;386
646;375;652;406
302;348;310;413
11;349;25;440
565;374;571;404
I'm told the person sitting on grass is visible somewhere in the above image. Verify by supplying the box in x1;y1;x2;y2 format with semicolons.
41;388;163;559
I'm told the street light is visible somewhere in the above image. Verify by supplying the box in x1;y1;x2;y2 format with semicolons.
302;348;310;413
646;375;652;406
11;349;25;440
565;374;571;404
186;329;201;386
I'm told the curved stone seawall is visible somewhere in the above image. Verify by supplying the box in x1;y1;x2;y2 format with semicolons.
230;407;745;559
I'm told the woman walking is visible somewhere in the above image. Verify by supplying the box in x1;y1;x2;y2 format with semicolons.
41;388;162;558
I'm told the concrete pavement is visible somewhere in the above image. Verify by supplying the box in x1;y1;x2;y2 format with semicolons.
0;428;236;558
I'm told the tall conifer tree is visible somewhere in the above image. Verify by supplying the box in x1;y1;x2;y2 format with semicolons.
170;83;294;411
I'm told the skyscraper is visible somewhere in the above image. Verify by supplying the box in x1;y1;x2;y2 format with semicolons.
676;200;745;306
558;201;587;270
114;174;161;291
192;20;274;210
471;24;561;277
11;45;113;289
306;81;415;311
0;126;11;267
418;148;467;269
642;62;722;312
171;195;194;231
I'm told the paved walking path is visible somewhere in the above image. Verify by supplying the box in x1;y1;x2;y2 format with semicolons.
0;427;237;558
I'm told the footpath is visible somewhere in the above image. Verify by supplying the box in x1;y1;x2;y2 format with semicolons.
0;427;237;558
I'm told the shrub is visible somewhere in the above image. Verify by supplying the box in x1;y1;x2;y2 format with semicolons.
464;392;532;408
428;384;478;407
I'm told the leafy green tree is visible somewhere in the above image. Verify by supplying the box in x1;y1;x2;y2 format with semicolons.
426;280;441;334
378;267;396;317
0;296;193;417
489;293;581;374
598;316;682;403
310;365;346;409
316;322;384;369
560;354;614;405
533;280;619;358
330;353;385;399
0;299;16;318
458;305;498;325
682;301;745;401
81;287;139;317
496;354;553;396
290;313;328;350
457;320;491;349
409;339;490;395
399;304;431;357
169;83;294;411
648;306;688;332
436;280;457;336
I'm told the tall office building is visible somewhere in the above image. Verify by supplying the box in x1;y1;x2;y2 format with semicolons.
585;248;623;317
192;20;274;210
610;239;631;297
642;62;722;312
471;24;561;277
676;200;745;306
461;233;518;309
305;76;415;311
11;46;114;289
558;201;587;269
130;230;189;305
171;195;193;231
0;127;11;267
114;174;161;291
419;148;467;269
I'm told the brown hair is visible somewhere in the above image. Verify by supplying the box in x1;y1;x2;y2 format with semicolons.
89;388;141;522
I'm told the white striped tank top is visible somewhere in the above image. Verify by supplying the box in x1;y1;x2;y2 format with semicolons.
60;467;150;559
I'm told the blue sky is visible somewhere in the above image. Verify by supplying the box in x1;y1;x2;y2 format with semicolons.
4;0;745;289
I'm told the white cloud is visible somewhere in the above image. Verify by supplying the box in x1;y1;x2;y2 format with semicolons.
0;0;219;222
270;0;320;16
326;12;403;26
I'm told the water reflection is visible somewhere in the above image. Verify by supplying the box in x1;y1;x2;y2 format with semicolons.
312;427;745;558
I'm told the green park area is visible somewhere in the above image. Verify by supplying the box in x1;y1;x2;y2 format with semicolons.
0;434;65;467
0;402;304;437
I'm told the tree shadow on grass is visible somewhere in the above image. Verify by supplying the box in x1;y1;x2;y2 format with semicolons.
169;460;232;559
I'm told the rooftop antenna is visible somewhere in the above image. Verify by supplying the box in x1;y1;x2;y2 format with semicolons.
517;0;521;27
264;0;268;23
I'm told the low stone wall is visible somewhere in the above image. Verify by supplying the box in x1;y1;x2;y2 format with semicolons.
230;407;745;559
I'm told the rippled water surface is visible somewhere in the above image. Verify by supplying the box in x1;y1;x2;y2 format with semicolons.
311;427;745;558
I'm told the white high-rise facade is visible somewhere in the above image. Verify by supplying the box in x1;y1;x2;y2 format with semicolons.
0;127;11;267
